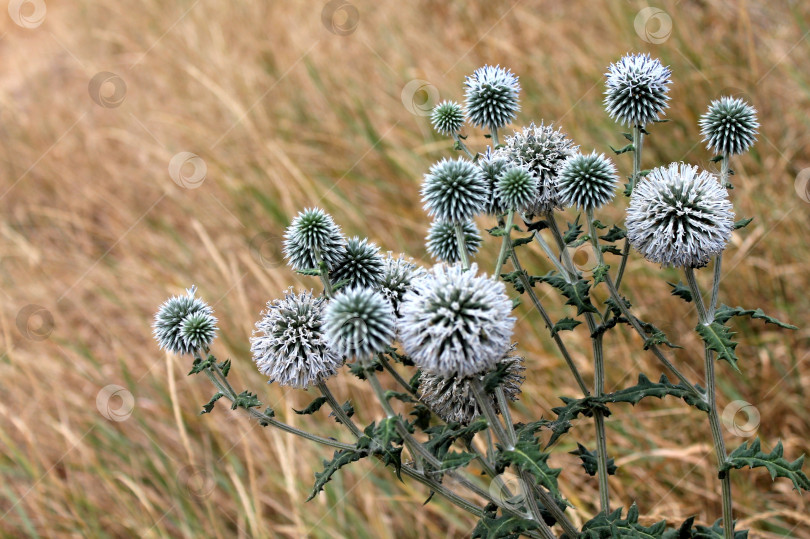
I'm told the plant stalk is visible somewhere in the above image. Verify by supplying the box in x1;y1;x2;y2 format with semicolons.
454;222;471;270
494;210;515;279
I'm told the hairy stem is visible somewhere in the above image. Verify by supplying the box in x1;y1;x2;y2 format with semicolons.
494;210;515;279
491;127;500;147
709;152;730;318
614;124;645;290
454;222;471;270
453;134;476;159
317;382;364;439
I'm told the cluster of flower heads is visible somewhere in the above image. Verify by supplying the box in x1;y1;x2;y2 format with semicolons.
153;286;218;356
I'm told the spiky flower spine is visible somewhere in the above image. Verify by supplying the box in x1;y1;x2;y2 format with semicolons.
477;146;510;216
421;158;489;223
699;96;759;156
495;166;539;212
250;289;343;389
419;348;525;424
330;236;385;289
431;100;464;136
153;285;216;355
464;65;521;131
324;288;396;361
283;208;346;271
399;263;516;378
604;53;672;127
426;220;482;263
558;152;619;211
376;253;423;314
626;162;734;268
496;123;579;214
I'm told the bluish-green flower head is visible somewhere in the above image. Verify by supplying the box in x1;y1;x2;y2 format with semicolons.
495;165;538;212
324;288;396;361
330;236;385;290
283;208;346;271
558;151;619;211
604;53;671;127
421;157;489;223
699;96;759;156
431;100;464;136
153;285;217;356
426;220;481;263
464;65;521;131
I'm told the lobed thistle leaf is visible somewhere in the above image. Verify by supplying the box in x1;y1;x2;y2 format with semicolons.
495;166;539;212
421;157;489;223
557;151;619;211
283;208;347;271
430;100;464;136
463;65;521;131
324;287;396;361
153;285;217;355
699;96;759;156
604;53;672;127
426;219;482;264
626;162;734;268
330;236;385;289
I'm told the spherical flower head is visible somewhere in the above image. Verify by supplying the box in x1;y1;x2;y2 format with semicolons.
324;288;396;361
495;166;539;212
399;263;516;379
431;100;464;136
330;236;385;289
283;208;346;271
626;162;734;268
180;312;218;353
604;53;672;126
464;65;521;131
558;151;619;211
699;96;759;156
421;157;489;223
250;289;343;389
426;220;482;264
376;253;424;314
419;347;525;424
497;123;579;213
477;146;510;215
153;285;216;355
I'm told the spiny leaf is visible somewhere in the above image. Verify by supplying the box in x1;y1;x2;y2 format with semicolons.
497;440;562;496
599;225;626;243
609;143;635;155
306;448;366;501
563;216;582;244
188;355;214;375
713;305;798;330
664;517;749;538
549;396;609;446
199;392;225;415
296;267;321;276
218;359;231;377
293;396;328;415
667;281;693;303
510;234;534;248
575;503;668;539
637;320;682;350
591;219;607;230
734;217;754;230
472;514;539;539
722;438;810;491
550;317;581;337
231;390;262;410
592;264;610;285
423;418;488;461
537;271;597;315
440;451;477;471
695;322;740;372
570;442;617;476
602;374;708;412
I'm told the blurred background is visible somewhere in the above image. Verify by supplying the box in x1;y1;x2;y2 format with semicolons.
0;1;808;537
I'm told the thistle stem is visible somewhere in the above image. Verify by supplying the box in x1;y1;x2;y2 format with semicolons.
494;210;515;278
453;134;476;159
378;355;417;397
614;124;645;290
709;153;730;319
491;127;500;147
468;378;511;450
454;222;471;270
317;382;364;439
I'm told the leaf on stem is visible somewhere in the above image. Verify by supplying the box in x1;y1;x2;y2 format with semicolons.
537;271;598;315
497;440;562;496
695;322;741;372
667;281;693;303
602;374;708;412
713;305;798;330
722;438;810;491
293;396;328;415
307;448;367;501
570;442;617;476
576;503;667;538
472;514;539;539
609;143;635;155
200;392;225;415
550;317;581;337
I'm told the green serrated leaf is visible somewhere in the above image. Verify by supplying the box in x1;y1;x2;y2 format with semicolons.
722;438;810;491
549;396;610;446
599;225;626;243
257;407;275;426
713;305;798;330
510;235;534;248
609;143;635;155
602;374;708;412
733;217;753;230
550;317;581;337
665;517;749;539
487;226;507;237
591;219;607;230
307;448;366;501
600;245;623;256
200;392;225;415
622;132;634;142
637;320;682;350
570;442;617;476
696;322;741;372
424;418;488;461
292;396;328;415
296;267;321;276
577;503;668;539
218;359;231;377
440;451;478;471
592;264;610;285
187;355;214;375
667;281;693;303
498;440;562;496
537;271;597;315
563;217;582;245
231;390;262;410
710;154;725;163
472;514;539;539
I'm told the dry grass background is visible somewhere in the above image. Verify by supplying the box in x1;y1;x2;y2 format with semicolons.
0;0;808;537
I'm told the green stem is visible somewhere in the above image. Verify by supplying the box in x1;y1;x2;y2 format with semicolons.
453;134;476;159
454;222;471;270
399;466;486;518
614;125;645;291
709;153;730;318
317;382;363;439
378;355;417;396
469;378;511;449
491;127;500;147
494;210;515;278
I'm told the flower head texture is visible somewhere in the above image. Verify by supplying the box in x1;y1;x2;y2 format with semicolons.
464;65;521;131
419;348;525;424
283;208;347;271
558;152;619;211
495;166;538;212
626;162;734;268
250;290;343;389
496;123;579;213
699;96;759;156
477;146;510;215
376;253;423;314
426;220;482;263
330;236;385;289
399;263;516;379
431;100;464;136
153;285;216;355
421;158;489;223
604;53;672;126
324;288;396;361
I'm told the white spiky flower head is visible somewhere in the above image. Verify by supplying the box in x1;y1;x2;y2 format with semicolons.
426;220;482;264
431;100;464;136
399;263;516;379
495;165;539;212
699;96;759;156
558;151;619;211
496;122;579;214
376;253;424;314
464;65;521;131
421;157;489;223
604;53;672;127
626;162;734;268
324;288;396;361
251;289;343;389
477;146;510;216
330;236;385;289
283;208;346;271
419;347;525;424
153;285;217;355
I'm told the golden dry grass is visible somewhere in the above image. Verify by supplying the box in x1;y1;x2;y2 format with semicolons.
0;0;808;537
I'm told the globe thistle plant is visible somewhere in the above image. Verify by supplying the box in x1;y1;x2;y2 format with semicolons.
153;285;216;355
699;96;759;156
421;158;489;223
418;348;525;424
283;208;347;271
399;263;515;379
324;288;396;361
477;146;510;216
496;122;579;214
464;65;521;132
376;253;423;314
557;151;619;211
330;236;385;289
251;289;343;389
626;162;734;268
431;100;464;136
426;220;482;263
495;165;538;212
604;53;672;127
